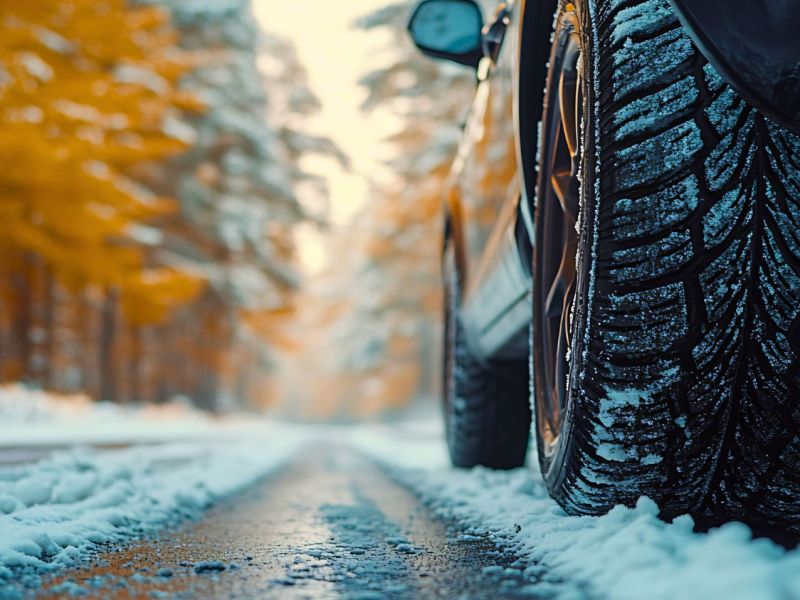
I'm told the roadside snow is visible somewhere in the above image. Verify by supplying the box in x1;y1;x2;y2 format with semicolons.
5;387;800;600
355;431;800;600
0;387;311;582
0;433;307;578
0;435;307;580
0;384;261;448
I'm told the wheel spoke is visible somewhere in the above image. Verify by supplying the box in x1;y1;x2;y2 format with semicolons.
549;112;572;180
545;271;565;319
534;13;584;454
546;237;577;323
559;243;577;345
550;37;581;223
554;300;569;417
559;39;580;159
550;169;579;220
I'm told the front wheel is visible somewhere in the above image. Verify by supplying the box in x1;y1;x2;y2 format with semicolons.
442;239;531;469
533;0;800;529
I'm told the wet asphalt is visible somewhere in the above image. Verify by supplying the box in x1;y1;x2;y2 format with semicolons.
22;444;551;599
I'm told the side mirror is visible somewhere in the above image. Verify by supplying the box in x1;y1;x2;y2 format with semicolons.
407;0;484;69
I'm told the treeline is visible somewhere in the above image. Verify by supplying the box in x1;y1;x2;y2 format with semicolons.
0;0;329;409
278;1;475;419
346;2;478;412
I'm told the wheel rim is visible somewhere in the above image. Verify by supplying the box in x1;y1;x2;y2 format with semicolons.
534;10;583;456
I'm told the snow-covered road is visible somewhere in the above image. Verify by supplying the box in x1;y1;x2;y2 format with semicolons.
0;428;309;593
28;444;529;599
356;423;800;600
2;400;800;599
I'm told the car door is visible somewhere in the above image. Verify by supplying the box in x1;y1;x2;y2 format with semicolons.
445;0;520;290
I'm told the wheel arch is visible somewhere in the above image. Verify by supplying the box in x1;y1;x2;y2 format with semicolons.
669;0;800;133
515;0;560;222
442;197;468;297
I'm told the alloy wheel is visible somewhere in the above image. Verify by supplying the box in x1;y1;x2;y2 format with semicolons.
534;8;583;456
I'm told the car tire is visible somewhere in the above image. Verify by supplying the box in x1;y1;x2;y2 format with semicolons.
533;0;800;529
442;238;531;469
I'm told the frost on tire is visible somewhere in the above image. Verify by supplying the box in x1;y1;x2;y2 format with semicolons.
547;0;800;529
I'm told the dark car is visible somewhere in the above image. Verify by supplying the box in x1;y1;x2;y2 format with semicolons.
408;0;800;530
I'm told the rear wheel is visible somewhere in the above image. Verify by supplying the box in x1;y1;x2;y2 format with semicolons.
533;0;800;529
442;239;531;469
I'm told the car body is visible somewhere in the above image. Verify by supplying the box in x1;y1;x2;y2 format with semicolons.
409;0;800;528
416;0;800;366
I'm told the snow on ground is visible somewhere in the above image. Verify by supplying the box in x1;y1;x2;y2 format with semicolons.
352;425;800;600
0;385;312;584
4;386;800;599
0;384;266;448
0;437;307;579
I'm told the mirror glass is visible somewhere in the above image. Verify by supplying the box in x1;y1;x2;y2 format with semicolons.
409;0;482;56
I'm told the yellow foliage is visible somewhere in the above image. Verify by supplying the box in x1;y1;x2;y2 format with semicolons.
121;267;206;325
0;0;205;324
241;305;302;353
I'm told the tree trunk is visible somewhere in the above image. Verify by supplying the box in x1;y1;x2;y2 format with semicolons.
12;254;34;382
128;323;141;404
41;267;55;389
98;287;118;402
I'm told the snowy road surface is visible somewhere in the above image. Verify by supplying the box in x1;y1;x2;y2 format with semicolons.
29;445;535;599
2;406;800;599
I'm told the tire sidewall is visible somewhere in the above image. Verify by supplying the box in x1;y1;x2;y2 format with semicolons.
442;239;458;441
536;0;600;499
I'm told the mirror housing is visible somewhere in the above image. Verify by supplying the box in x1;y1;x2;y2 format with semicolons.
407;0;484;69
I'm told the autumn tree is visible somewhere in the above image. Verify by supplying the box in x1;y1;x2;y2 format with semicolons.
0;0;205;390
274;1;475;419
127;2;342;410
0;0;330;409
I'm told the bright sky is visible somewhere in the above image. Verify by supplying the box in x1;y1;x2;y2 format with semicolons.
251;0;402;274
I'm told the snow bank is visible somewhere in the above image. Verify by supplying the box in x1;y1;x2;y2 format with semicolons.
0;427;307;581
0;384;263;448
359;432;800;600
0;386;311;581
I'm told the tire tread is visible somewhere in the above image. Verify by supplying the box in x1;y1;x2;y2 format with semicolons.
551;0;800;528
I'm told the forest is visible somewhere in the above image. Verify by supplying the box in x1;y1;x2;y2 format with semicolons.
0;0;471;415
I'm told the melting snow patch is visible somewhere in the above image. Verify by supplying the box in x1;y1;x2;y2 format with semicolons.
596;443;631;462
